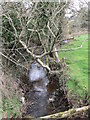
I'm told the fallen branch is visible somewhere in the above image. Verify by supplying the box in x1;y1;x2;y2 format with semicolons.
51;38;88;53
37;58;51;71
40;106;89;119
19;39;51;71
24;106;89;119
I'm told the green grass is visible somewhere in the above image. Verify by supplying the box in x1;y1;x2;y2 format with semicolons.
1;96;21;118
59;34;88;97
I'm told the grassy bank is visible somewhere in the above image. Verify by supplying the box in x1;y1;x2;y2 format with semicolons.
0;68;22;118
59;34;88;97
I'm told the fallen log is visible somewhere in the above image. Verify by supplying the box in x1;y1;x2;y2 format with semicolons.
40;106;89;119
24;106;89;119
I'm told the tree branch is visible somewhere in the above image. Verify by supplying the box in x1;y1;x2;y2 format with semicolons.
19;39;38;59
19;39;51;71
0;52;28;70
53;3;67;20
52;38;88;53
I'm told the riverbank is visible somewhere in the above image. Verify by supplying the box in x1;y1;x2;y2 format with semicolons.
59;34;88;98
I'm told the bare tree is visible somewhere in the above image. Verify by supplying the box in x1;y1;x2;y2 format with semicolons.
1;1;68;73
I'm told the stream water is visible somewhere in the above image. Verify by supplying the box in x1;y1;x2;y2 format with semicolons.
22;63;71;118
27;63;49;117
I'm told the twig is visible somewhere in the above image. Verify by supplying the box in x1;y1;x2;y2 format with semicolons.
0;52;28;70
3;14;18;38
47;21;56;38
53;3;67;20
16;49;29;68
52;38;88;53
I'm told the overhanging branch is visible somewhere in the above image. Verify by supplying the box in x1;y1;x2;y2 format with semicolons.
19;39;51;71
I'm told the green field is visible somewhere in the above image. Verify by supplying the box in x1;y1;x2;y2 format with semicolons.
59;34;88;96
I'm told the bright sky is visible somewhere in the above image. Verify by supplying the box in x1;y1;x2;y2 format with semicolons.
1;0;89;17
65;0;89;17
72;0;89;9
